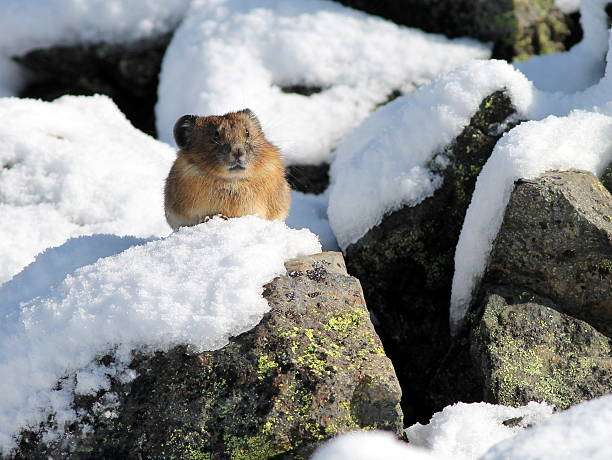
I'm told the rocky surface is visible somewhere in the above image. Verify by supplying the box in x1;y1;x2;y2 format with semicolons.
483;171;612;337
431;170;612;413
332;0;574;60
472;288;612;409
344;91;518;423
15;252;403;459
14;33;172;137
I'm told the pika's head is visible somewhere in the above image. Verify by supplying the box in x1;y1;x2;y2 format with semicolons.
173;109;272;178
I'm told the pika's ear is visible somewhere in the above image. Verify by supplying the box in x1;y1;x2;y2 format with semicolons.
238;108;261;129
173;115;197;149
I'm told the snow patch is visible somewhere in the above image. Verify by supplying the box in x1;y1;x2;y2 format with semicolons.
0;95;174;284
312;430;448;460
156;0;490;166
405;401;553;460
481;395;612;460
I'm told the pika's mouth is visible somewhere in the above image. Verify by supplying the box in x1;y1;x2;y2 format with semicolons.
228;164;246;171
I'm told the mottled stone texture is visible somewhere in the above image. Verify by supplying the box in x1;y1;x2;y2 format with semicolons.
14;33;172;137
438;171;612;412
345;91;517;422
15;252;402;460
484;171;612;337
333;0;572;60
472;289;612;409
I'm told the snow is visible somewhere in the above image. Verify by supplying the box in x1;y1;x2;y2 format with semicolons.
0;216;321;451
313;397;612;460
155;0;490;166
327;60;533;250
0;95;174;284
0;0;191;95
555;0;582;14
481;395;612;460
287;190;338;251
405;402;553;460
311;430;448;460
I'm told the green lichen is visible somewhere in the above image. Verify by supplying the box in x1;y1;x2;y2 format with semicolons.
480;302;612;409
257;355;278;380
224;434;291;460
160;427;211;460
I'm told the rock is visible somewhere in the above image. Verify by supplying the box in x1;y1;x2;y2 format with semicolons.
332;0;573;60
430;170;612;413
15;252;403;459
472;287;612;409
287;163;330;194
483;170;612;337
14;33;172;137
344;91;518;422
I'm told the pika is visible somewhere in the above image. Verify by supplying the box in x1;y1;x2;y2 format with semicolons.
164;109;291;230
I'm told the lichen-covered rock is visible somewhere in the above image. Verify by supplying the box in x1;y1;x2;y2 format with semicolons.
483;170;612;337
332;0;573;60
344;91;517;422
472;288;612;409
15;252;403;459
14;33;172;136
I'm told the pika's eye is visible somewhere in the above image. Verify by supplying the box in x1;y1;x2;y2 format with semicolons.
245;128;250;138
213;130;220;141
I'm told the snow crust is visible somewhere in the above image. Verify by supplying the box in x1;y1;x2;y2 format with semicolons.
156;0;490;165
0;95;174;283
0;216;320;450
0;0;191;96
405;402;553;460
480;395;612;460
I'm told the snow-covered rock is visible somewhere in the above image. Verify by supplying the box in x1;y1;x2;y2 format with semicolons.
156;0;490;166
0;216;320;452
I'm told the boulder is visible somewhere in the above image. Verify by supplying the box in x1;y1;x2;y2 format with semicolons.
483;171;612;337
332;0;574;60
431;170;612;413
15;252;403;459
14;33;172;137
344;91;518;422
472;288;612;409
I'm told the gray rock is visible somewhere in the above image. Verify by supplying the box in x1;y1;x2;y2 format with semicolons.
472;288;612;409
14;33;172;137
483;170;612;337
332;0;575;60
344;91;518;422
14;252;402;459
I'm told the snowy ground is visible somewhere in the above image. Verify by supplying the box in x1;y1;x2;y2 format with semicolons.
0;0;610;456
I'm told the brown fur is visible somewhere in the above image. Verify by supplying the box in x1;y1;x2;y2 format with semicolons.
164;110;291;230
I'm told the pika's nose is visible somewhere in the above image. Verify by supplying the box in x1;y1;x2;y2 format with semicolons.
232;150;246;161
